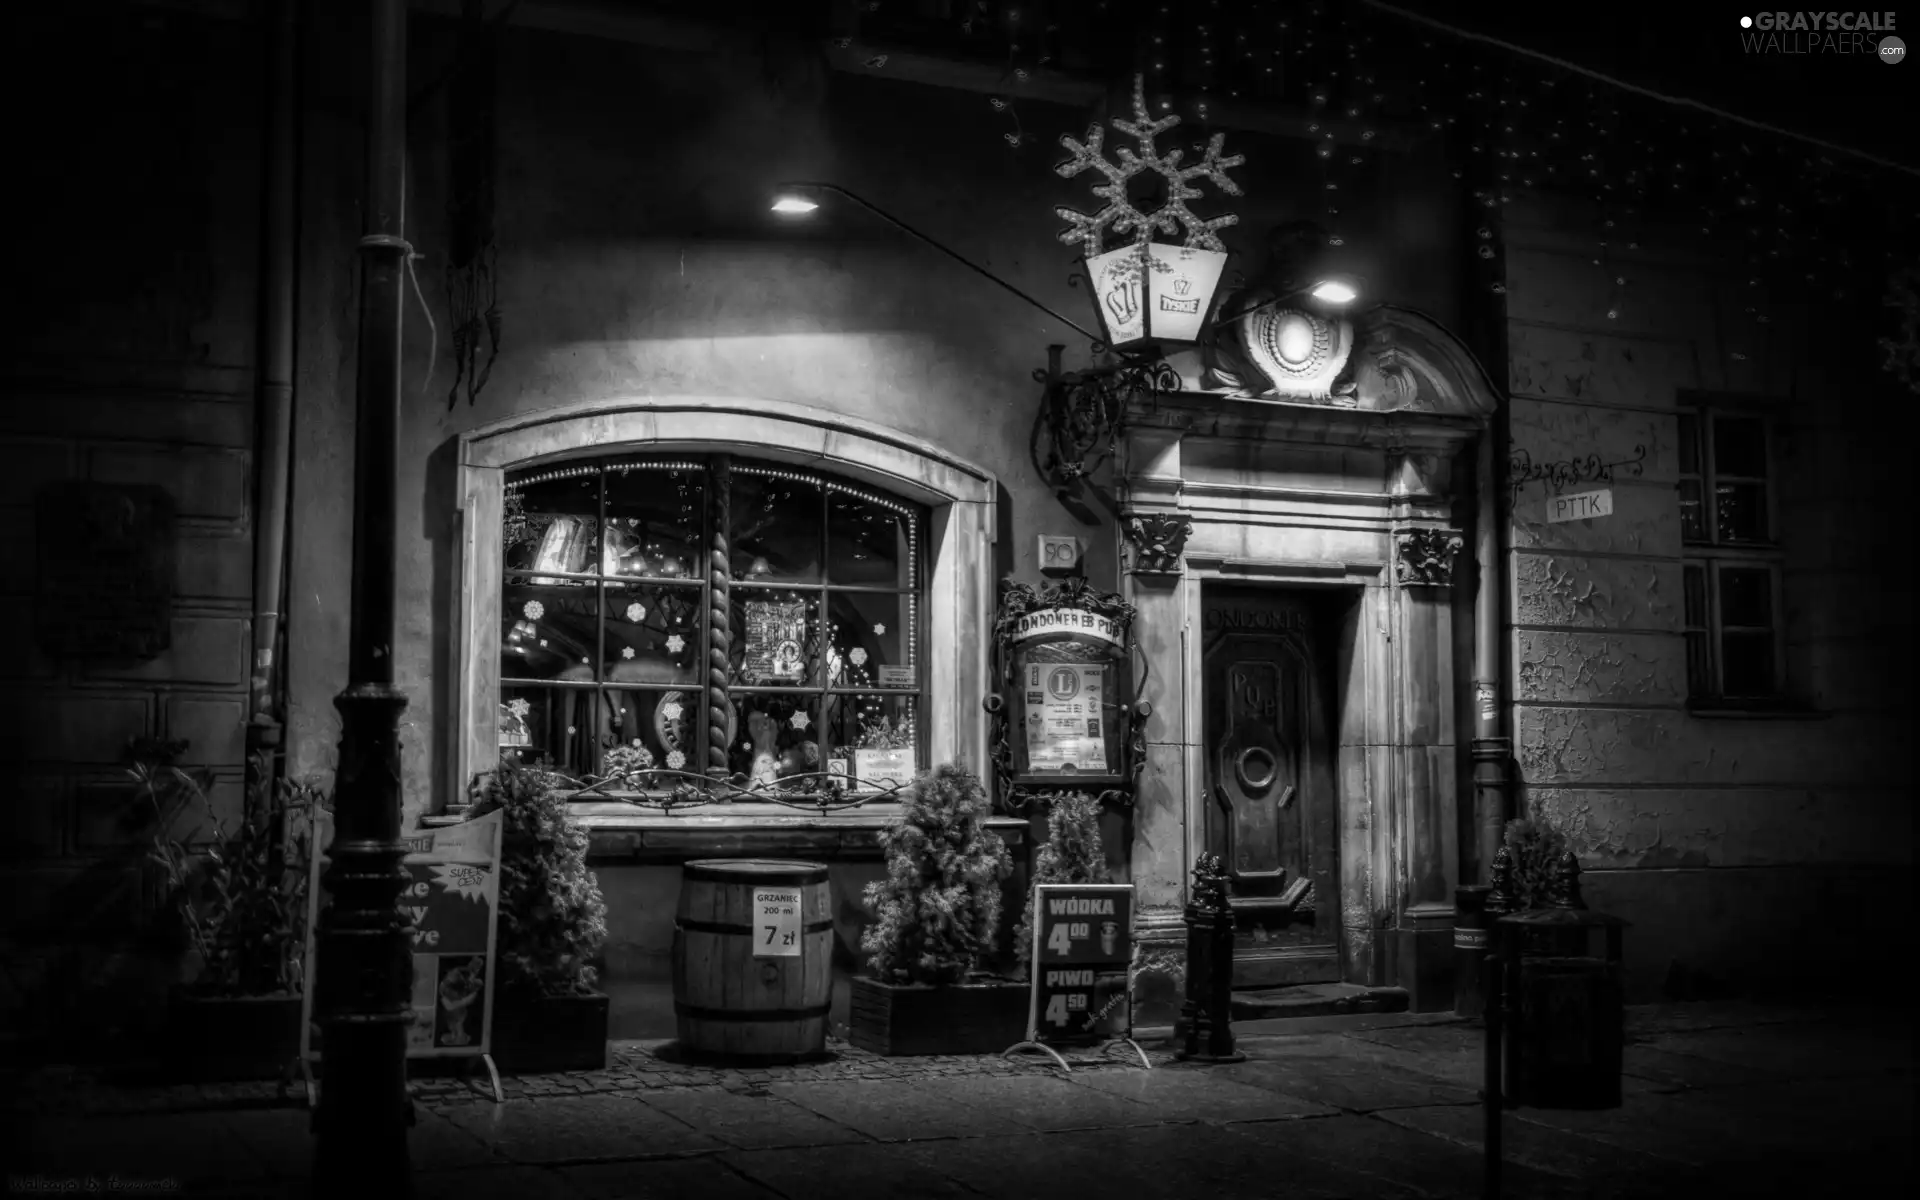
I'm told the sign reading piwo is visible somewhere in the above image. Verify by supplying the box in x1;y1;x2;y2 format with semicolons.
1028;883;1134;1047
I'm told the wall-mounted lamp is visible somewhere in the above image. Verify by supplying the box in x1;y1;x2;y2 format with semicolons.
1309;278;1359;306
770;194;820;215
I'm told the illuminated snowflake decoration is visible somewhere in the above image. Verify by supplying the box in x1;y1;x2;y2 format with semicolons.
1054;73;1245;258
666;634;685;654
790;710;811;731
507;699;530;718
849;648;868;667
661;700;683;720
566;725;577;736
666;750;685;770
621;646;635;660
626;602;645;623
523;600;545;621
872;623;886;636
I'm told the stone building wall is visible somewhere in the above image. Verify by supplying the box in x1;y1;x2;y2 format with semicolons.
1;6;264;1052
1501;197;1912;999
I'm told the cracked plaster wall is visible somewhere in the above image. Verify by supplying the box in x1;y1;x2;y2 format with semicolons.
1501;196;1911;994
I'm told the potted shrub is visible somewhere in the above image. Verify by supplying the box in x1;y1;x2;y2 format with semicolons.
1492;816;1582;954
851;762;1025;1055
1011;791;1110;979
136;740;319;1082
472;757;611;1072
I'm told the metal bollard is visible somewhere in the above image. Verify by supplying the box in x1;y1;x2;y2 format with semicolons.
1454;885;1494;1018
1175;852;1245;1064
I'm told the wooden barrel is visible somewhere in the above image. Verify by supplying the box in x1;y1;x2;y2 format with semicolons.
672;859;835;1061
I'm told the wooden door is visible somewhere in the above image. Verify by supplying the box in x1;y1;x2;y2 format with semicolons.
1202;587;1341;988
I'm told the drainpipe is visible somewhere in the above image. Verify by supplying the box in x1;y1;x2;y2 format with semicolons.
1462;128;1516;887
249;0;298;750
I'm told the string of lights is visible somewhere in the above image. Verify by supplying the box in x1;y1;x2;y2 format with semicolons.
844;0;1917;329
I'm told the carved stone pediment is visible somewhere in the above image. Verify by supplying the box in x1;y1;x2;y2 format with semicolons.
1394;527;1464;587
1124;510;1194;576
1349;306;1502;420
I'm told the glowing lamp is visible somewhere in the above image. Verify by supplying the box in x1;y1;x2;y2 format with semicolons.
1082;241;1230;348
1309;278;1359;305
770;195;819;215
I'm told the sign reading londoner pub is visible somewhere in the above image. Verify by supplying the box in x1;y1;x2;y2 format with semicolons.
1027;883;1134;1047
1011;607;1123;648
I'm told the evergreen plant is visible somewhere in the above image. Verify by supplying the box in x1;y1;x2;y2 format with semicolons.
1011;791;1109;978
474;757;609;997
861;762;1013;986
1502;816;1569;911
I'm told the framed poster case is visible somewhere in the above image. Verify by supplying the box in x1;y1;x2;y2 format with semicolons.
986;579;1148;810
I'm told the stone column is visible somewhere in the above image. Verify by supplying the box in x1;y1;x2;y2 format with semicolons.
1391;525;1465;1012
1120;425;1190;1025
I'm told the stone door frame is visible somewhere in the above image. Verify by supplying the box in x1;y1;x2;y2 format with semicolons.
1119;304;1500;1016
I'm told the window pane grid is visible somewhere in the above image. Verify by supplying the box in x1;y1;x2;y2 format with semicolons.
505;453;928;791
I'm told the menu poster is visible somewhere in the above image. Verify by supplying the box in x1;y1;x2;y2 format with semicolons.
301;809;504;1063
1027;883;1135;1048
742;600;808;684
853;747;915;791
1023;663;1107;772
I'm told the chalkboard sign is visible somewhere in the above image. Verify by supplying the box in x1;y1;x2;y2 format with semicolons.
35;482;175;658
1027;883;1134;1048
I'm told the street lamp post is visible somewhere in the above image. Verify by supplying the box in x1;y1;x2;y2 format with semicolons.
312;0;416;1193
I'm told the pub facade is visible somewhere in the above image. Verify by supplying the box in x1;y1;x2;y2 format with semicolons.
4;0;1909;1052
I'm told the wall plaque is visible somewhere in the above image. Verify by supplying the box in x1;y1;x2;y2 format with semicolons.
36;482;176;659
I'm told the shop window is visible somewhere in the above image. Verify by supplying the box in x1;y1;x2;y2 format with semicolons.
1678;404;1786;705
499;455;927;793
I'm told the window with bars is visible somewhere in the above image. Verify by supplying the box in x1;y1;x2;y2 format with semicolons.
1678;406;1785;703
498;454;927;792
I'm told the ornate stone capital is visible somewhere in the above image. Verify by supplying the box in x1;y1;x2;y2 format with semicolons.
1394;527;1464;587
1124;510;1194;577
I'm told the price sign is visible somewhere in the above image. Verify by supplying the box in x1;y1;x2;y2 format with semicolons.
753;888;802;958
1028;883;1134;1048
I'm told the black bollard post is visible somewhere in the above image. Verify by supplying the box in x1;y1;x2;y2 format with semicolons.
1176;852;1246;1064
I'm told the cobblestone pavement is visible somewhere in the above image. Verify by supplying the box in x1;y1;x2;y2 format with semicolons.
6;1001;1909;1199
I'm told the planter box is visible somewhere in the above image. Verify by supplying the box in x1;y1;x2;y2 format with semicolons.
491;989;609;1073
849;975;1029;1056
165;990;303;1083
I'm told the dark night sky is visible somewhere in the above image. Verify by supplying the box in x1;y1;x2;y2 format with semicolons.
1387;1;1919;170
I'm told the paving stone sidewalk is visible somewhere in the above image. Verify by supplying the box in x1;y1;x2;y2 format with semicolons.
6;1001;1909;1200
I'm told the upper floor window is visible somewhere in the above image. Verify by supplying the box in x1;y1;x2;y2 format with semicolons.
1678;410;1772;545
498;454;927;792
1678;404;1785;705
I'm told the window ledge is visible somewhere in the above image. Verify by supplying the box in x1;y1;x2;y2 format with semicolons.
574;803;1027;863
1686;701;1830;721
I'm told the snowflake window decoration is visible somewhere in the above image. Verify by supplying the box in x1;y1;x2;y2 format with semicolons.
1054;73;1245;260
849;648;868;667
523;600;545;621
790;710;811;731
666;634;685;654
661;699;683;721
625;602;645;623
621;646;635;660
666;750;685;770
873;623;886;636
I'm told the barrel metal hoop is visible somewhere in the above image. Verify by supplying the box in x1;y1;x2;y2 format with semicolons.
676;918;837;936
673;1001;832;1022
682;861;831;886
